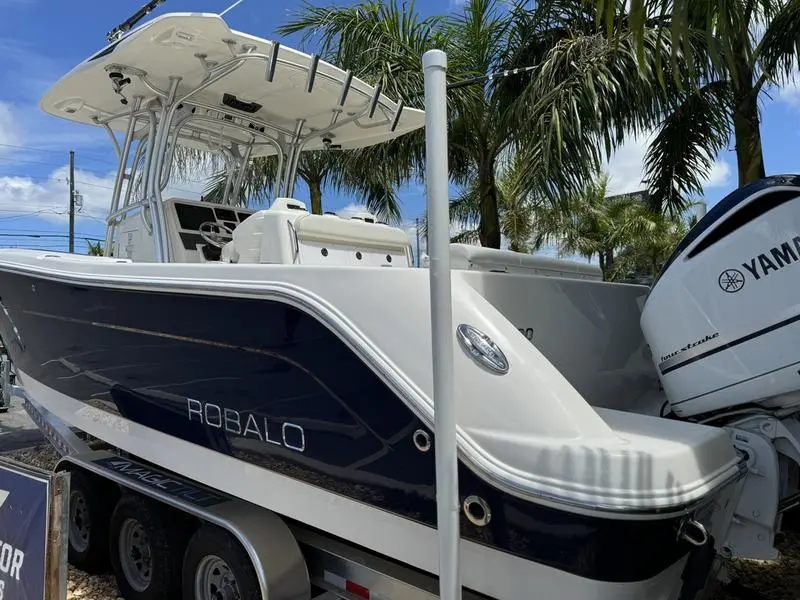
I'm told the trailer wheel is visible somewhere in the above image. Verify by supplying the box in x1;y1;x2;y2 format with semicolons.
109;494;186;600
182;524;261;600
67;470;113;574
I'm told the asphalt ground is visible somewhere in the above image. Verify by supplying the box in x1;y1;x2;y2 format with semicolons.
0;397;45;452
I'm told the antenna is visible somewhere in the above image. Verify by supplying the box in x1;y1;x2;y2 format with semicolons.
107;0;167;43
220;0;247;16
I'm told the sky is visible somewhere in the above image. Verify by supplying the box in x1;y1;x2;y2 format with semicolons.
0;0;799;257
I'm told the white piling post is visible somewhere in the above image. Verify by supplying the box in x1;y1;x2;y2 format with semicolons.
422;49;462;600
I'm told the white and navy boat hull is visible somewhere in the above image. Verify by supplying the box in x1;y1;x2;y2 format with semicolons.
0;255;742;600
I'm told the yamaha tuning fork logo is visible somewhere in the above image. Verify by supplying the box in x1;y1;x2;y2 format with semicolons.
718;269;745;293
719;236;800;293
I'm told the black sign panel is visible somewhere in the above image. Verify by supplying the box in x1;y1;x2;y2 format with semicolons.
0;460;50;600
92;456;228;508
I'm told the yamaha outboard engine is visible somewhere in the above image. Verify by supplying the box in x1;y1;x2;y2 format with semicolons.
642;174;800;418
641;175;800;563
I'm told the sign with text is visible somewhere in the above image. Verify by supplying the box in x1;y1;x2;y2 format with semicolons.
605;189;650;204
0;457;68;600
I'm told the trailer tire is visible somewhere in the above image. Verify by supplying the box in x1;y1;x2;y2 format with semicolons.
67;470;113;574
182;524;261;600
109;493;187;600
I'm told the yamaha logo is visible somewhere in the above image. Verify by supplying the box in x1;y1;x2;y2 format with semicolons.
718;269;745;293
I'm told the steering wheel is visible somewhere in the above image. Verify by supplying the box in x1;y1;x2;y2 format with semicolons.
198;221;234;248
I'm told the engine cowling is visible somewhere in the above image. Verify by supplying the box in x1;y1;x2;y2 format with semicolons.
641;174;800;417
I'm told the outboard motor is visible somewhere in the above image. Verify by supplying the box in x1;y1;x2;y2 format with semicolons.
642;174;800;418
641;175;800;564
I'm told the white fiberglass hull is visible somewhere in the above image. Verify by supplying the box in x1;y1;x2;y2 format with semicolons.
19;370;693;600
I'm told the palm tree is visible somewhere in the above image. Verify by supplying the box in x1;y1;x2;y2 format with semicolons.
424;152;539;252
202;148;410;225
277;0;675;247
530;172;619;274
86;240;111;256
529;171;696;280
86;240;104;256
511;0;720;215
590;0;800;197
608;209;694;281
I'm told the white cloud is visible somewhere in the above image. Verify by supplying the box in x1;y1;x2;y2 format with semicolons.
404;217;427;264
0;164;208;229
0;97;224;236
603;128;733;196
0;101;24;152
604;131;654;195
777;67;800;108
337;202;371;219
0;38;110;154
704;159;732;188
0;167;106;224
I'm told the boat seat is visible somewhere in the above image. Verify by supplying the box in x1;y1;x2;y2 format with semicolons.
224;199;413;266
449;244;603;280
293;214;412;266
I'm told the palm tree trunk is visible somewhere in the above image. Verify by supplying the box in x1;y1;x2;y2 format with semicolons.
309;178;323;215
604;249;614;274
731;58;766;186
652;249;658;278
478;159;501;249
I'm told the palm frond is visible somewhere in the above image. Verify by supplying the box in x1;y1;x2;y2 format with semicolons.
642;79;733;215
451;228;481;244
510;15;723;206
755;0;800;89
277;0;452;108
202;156;279;206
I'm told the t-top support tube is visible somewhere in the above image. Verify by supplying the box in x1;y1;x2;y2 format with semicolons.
106;97;143;255
422;49;462;600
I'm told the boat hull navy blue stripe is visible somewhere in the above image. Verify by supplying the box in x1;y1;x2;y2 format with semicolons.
0;270;695;583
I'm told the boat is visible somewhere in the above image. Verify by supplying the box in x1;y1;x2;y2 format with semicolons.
0;9;798;600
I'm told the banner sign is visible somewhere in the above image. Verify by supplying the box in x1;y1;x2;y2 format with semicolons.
0;457;68;600
605;189;650;204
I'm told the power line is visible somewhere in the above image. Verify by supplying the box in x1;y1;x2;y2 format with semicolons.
0;172;67;184
0;142;119;166
0;228;100;236
0;245;72;249
0;208;68;215
0;156;95;170
0;170;201;197
0;233;103;240
0;158;118;181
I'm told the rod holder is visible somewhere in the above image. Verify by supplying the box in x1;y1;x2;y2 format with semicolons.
390;99;404;132
338;71;353;106
266;42;280;82
306;54;320;93
368;82;382;119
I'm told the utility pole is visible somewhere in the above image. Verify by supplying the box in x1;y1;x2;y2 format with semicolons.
415;217;421;267
69;150;75;253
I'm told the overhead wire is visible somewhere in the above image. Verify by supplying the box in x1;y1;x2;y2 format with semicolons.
0;142;119;166
0;143;202;195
